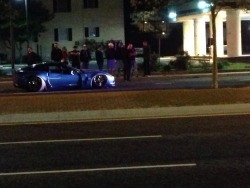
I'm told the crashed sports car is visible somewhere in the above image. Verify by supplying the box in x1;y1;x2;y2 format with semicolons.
13;62;115;92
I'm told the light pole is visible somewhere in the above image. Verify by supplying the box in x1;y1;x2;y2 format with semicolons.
9;0;15;72
24;0;28;45
17;0;28;46
158;31;166;63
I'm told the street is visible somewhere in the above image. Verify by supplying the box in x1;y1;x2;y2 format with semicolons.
1;72;250;94
0;114;250;187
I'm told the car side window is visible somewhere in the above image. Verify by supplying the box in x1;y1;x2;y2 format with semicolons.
49;65;63;74
33;64;48;72
62;66;72;74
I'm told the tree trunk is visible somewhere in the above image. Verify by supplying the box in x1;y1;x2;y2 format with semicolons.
211;7;218;89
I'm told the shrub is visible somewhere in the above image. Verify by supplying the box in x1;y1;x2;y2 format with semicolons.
170;51;191;71
150;53;162;71
217;62;224;70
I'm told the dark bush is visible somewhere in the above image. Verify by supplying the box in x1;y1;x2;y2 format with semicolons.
150;53;162;71
217;62;224;70
170;51;191;71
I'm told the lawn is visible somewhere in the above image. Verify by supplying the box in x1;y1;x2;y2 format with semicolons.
187;61;250;73
1;87;250;115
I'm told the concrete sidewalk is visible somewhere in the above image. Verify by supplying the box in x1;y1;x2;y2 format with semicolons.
1;103;250;125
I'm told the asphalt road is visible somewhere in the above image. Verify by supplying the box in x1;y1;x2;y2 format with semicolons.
0;114;250;187
1;72;250;94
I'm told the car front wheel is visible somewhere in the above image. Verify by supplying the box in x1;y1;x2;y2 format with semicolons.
92;75;107;89
27;76;46;92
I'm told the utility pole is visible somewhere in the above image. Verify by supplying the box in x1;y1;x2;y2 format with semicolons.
25;0;29;47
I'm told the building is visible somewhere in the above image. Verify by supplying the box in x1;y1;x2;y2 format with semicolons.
5;0;125;61
168;0;250;57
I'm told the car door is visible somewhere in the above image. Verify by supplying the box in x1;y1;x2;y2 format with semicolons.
48;64;80;90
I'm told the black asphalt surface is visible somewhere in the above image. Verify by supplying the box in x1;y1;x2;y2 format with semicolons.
0;115;250;187
1;71;250;94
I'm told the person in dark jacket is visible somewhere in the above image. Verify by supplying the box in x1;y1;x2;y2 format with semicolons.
105;42;116;74
95;45;104;71
26;47;40;65
51;43;63;63
115;42;126;77
142;40;151;76
69;46;80;69
80;44;91;69
124;43;136;81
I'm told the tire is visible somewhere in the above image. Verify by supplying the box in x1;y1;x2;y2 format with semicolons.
27;76;46;92
92;74;107;89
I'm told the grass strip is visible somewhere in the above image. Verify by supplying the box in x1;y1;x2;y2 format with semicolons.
1;87;250;114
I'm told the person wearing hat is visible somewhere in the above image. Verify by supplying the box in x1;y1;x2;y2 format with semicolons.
80;44;91;69
69;46;80;69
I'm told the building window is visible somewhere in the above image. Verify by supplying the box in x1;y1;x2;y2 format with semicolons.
83;0;98;8
84;27;100;38
54;28;72;41
53;0;71;12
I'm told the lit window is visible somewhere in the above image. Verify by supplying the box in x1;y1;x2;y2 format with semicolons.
83;0;98;8
84;27;100;38
53;0;71;12
54;28;72;41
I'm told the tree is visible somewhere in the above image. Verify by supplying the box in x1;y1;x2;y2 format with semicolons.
201;0;249;89
130;0;170;33
0;0;53;56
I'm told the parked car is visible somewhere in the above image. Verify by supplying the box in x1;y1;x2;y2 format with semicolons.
13;62;115;92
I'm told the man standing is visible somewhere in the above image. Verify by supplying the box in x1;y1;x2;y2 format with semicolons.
69;46;80;69
80;44;91;69
115;42;126;77
105;42;116;74
95;45;104;71
124;43;136;81
51;43;63;63
26;47;39;65
142;40;151;76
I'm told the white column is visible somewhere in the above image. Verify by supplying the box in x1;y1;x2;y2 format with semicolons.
194;18;207;56
183;20;195;56
215;13;224;57
226;9;242;57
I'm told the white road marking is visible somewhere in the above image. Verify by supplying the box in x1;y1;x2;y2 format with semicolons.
0;135;162;145
0;163;197;176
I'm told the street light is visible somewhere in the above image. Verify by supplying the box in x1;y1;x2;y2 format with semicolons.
168;11;177;21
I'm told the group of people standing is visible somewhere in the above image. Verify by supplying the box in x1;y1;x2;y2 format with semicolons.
103;40;150;81
51;43;91;70
25;40;151;82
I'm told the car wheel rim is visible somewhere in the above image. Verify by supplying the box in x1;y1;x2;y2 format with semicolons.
93;75;107;88
28;77;42;92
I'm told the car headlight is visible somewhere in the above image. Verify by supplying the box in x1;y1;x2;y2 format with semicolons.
106;75;115;81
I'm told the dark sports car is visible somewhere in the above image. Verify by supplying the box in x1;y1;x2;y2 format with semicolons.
13;62;115;92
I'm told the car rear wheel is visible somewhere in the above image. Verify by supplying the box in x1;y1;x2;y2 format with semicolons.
27;76;46;92
92;75;107;89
